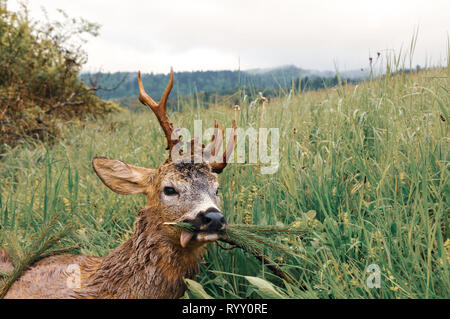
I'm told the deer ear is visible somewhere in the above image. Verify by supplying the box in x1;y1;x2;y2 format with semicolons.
92;157;156;195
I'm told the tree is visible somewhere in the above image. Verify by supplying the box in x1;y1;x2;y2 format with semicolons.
0;0;121;149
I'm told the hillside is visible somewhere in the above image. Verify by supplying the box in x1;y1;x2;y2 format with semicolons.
80;65;369;101
0;1;121;149
1;66;448;298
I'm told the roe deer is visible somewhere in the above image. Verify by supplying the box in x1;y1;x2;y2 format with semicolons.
1;68;236;298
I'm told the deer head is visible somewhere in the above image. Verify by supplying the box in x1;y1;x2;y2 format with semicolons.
92;68;236;249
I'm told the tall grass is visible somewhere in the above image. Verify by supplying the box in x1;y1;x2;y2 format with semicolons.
0;60;448;298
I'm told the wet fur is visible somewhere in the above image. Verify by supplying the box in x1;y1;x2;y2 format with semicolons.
3;161;218;299
0;249;13;274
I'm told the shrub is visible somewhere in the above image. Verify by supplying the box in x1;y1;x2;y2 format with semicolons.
0;1;121;149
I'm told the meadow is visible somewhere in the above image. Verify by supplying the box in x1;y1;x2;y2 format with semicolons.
0;63;448;298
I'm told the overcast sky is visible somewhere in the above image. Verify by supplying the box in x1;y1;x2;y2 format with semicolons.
8;0;450;73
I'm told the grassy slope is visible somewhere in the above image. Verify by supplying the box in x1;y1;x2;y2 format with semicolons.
0;67;448;299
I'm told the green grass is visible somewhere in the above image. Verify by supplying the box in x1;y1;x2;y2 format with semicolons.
0;63;448;298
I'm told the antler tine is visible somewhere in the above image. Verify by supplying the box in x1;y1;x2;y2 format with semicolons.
138;71;158;107
210;120;236;174
159;67;174;111
137;68;178;152
204;120;220;156
223;120;237;162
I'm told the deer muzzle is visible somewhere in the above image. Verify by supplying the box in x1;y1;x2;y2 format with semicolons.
180;208;227;248
201;211;226;231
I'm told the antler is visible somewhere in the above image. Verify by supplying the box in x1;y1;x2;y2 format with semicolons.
205;120;236;174
138;67;235;173
138;68;179;152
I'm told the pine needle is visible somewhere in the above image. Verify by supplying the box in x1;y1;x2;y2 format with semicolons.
1;219;307;297
0;271;10;279
164;222;309;284
0;214;78;298
227;224;307;234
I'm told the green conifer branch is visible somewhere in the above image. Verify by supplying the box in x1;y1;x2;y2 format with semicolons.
164;221;309;284
0;215;78;298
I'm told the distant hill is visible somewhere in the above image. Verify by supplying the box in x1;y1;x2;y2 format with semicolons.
80;65;370;101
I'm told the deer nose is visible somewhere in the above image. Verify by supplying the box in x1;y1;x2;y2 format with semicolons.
201;211;226;231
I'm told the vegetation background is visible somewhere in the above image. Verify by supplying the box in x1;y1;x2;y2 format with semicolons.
0;1;448;298
0;1;120;149
80;66;363;104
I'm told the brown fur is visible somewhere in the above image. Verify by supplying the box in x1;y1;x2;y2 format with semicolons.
3;160;221;299
3;70;233;299
0;249;13;274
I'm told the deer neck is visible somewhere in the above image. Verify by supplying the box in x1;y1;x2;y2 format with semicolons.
82;209;205;299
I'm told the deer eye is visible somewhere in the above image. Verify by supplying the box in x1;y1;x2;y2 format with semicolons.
215;188;220;196
163;187;178;196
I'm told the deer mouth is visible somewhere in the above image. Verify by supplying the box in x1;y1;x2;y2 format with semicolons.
180;230;221;248
179;210;227;248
